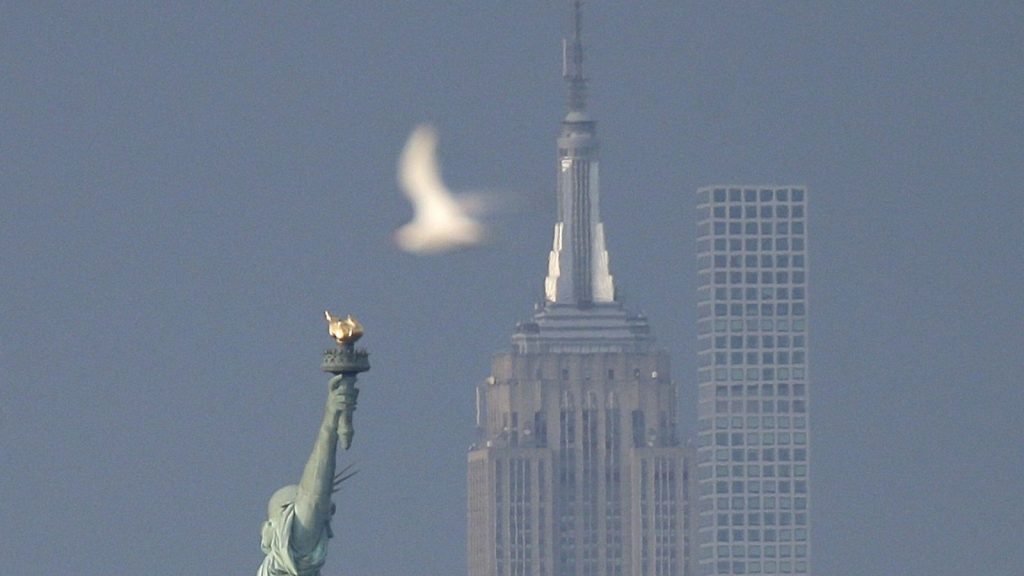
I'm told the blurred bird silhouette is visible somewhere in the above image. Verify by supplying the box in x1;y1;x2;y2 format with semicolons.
394;125;486;254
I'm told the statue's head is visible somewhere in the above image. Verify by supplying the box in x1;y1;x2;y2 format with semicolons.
260;484;298;553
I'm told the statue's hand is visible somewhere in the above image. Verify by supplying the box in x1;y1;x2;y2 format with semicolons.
327;375;358;416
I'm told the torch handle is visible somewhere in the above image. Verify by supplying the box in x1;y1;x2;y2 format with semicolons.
336;377;360;450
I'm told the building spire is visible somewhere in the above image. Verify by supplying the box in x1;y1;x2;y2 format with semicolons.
563;0;587;112
544;0;615;307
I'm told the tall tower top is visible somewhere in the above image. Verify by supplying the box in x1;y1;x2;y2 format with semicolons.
519;0;654;354
563;0;588;114
544;0;613;309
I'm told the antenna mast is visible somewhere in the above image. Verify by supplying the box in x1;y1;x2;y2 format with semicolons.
563;0;587;112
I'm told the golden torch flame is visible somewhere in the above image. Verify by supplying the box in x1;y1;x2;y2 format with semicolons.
325;311;364;345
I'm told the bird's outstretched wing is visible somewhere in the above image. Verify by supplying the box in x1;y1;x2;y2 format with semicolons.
398;125;465;228
394;124;485;254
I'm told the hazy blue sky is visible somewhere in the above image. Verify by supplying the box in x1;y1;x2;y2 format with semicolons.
2;2;1021;575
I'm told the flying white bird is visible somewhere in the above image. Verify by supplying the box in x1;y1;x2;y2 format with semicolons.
394;125;486;254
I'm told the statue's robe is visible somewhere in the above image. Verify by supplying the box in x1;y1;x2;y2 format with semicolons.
258;502;329;576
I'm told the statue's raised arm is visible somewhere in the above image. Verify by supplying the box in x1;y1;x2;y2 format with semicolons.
257;312;369;576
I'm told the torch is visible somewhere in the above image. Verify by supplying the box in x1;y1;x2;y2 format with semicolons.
322;311;370;450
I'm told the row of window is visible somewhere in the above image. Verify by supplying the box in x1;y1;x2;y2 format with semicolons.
698;461;812;481
701;187;807;204
708;290;807;306
706;254;808;270
700;236;807;255
708;205;807;221
701;509;810;528
707;479;809;496
707;399;808;416
701;270;808;287
702;431;807;445
704;457;808;477
704;450;806;469
700;523;810;544
715;384;808;400
704;432;806;450
698;416;808;434
707;287;807;303
700;318;808;334
709;236;806;253
700;559;809;575
704;475;806;494
701;350;814;369
699;415;809;432
704;303;808;319
712;350;808;365
699;367;808;383
709;433;811;452
703;220;807;237
700;494;809;514
709;336;807;352
702;464;813;485
699;394;809;413
699;219;806;239
700;510;811;528
709;545;809;563
699;497;811;517
714;346;809;362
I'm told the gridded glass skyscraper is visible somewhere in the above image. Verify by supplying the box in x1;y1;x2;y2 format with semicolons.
694;186;811;576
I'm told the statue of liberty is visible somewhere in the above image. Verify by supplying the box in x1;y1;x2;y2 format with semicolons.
257;312;367;576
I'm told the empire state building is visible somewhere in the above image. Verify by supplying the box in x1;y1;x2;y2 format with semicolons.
467;4;691;576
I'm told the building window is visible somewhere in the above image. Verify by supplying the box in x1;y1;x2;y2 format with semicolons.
632;410;645;447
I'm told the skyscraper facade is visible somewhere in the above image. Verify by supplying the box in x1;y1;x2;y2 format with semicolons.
467;4;690;576
694;186;812;576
